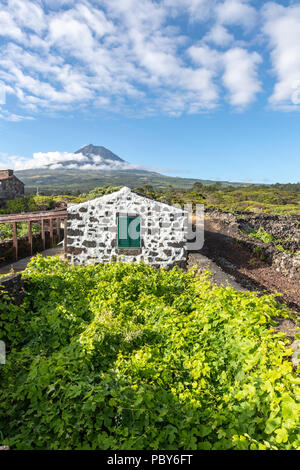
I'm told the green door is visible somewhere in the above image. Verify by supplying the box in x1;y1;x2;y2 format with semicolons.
118;216;141;248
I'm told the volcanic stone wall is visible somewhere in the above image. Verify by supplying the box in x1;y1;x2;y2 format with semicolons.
240;214;300;280
206;209;300;281
238;214;300;249
0;273;24;305
67;188;188;269
0;172;24;205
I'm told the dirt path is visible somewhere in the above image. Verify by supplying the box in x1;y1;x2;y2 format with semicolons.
199;218;300;312
188;252;246;291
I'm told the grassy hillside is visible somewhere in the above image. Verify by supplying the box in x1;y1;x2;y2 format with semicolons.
16;168;250;194
1;184;299;217
130;184;299;216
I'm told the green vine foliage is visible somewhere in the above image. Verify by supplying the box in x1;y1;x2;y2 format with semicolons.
0;255;299;450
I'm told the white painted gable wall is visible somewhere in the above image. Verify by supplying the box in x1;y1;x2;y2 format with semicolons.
67;187;188;269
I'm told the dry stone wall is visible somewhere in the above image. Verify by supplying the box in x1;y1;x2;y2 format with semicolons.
0;273;24;305
67;187;188;269
205;209;300;281
0;173;24;207
238;214;300;251
271;251;300;281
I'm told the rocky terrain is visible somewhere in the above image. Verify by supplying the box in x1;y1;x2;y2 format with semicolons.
198;210;300;311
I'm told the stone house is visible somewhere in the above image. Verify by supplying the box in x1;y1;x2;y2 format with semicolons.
67;187;188;269
0;170;24;207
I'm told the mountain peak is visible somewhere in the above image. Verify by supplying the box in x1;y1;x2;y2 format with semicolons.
75;145;125;162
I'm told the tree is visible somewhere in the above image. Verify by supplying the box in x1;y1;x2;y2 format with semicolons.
193;182;203;192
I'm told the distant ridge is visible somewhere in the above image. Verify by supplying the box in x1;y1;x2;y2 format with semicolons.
15;144;252;194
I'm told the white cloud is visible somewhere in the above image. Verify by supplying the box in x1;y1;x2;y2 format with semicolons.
0;0;266;118
216;0;258;30
7;0;46;33
203;24;234;47
2;149;182;174
163;0;215;22
10;151;151;171
0;10;24;41
188;44;221;71
188;43;262;108
0;110;34;122
263;2;300;110
222;47;262;107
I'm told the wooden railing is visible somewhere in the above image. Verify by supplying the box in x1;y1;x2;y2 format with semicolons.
0;209;67;261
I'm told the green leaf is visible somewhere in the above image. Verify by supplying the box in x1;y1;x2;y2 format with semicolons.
265;416;281;435
275;428;289;444
198;425;211;438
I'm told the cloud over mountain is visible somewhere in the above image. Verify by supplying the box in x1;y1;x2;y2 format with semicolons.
10;145;149;171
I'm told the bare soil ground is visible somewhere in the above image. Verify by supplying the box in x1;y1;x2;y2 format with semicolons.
197;218;300;313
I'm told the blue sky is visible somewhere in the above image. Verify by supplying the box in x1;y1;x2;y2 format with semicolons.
0;0;299;183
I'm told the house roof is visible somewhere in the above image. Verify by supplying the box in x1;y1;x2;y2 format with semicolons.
0;174;24;184
0;175;12;181
68;186;188;214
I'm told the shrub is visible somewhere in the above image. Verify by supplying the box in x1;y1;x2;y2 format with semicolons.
0;222;41;241
5;197;27;214
247;227;276;244
29;195;54;211
0;257;299;450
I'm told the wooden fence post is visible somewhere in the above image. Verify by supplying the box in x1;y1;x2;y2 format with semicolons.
64;218;67;253
57;218;61;242
41;219;46;250
49;218;53;248
28;220;32;256
12;222;18;261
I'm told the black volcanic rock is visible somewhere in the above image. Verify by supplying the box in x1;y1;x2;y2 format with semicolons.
75;144;125;162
